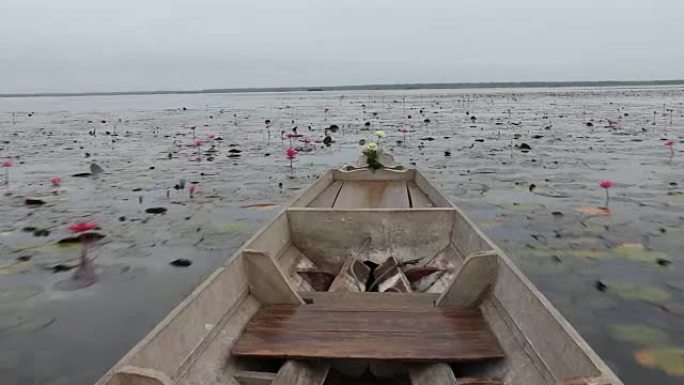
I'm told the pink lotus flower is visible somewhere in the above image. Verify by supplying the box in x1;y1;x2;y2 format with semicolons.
607;119;619;127
599;180;614;189
1;159;13;167
51;177;62;186
285;133;294;139
599;180;614;207
207;134;215;140
665;140;675;147
67;222;98;233
286;148;299;160
399;128;409;133
194;139;202;147
189;184;197;199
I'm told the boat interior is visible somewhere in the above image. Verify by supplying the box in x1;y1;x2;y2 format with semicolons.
98;169;620;385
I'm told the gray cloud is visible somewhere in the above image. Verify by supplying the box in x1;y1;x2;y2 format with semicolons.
1;0;682;93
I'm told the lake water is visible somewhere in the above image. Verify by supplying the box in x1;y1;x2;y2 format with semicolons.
1;87;683;384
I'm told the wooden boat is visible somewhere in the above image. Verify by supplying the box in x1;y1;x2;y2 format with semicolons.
95;166;623;385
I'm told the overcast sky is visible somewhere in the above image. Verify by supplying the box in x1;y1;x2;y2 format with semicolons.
1;0;683;93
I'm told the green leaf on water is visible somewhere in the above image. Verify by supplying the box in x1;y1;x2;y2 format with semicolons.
212;222;249;234
608;324;668;346
0;261;33;275
612;284;671;305
0;314;54;333
498;202;546;212
0;285;42;303
635;346;684;377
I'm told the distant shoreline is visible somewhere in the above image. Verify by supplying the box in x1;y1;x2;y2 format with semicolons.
2;79;684;98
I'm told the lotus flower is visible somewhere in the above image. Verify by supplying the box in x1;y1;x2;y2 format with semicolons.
399;128;409;141
286;147;298;171
194;139;202;147
2;159;12;188
51;177;62;187
599;180;614;207
207;134;215;140
189;184;197;199
665;140;675;155
286;148;299;160
66;221;100;287
67;222;98;233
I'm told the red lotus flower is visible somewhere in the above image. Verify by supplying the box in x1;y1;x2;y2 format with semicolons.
285;133;294;139
286;148;299;160
665;140;675;147
599;180;614;189
399;128;409;133
189;184;197;198
51;177;62;186
1;159;13;167
194;139;202;147
67;222;98;233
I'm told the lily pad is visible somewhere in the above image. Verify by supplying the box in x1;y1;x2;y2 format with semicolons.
608;324;668;345
242;203;278;211
0;261;33;275
0;285;42;303
498;202;546;212
212;222;249;234
635;347;684;377
612;244;669;263
0;313;55;333
612;284;671;305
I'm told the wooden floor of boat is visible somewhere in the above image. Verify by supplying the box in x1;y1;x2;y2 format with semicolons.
231;305;504;362
308;180;434;208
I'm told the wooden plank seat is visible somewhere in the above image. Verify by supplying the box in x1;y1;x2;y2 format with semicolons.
231;305;504;363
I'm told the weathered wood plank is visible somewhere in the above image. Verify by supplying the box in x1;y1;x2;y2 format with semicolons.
291;171;334;207
333;181;409;208
113;366;173;385
243;249;304;305
233;370;276;385
378;180;410;208
328;255;369;292
414;171;451;207
436;251;498;308
408;363;457;385
456;377;503;385
232;306;504;362
407;180;434;208
298;291;439;309
307;181;343;208
272;360;330;385
287;209;454;272
332;168;415;181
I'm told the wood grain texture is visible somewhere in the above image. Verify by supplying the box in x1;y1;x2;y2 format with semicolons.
113;366;173;385
407;181;434;208
408;363;457;385
437;251;498;308
233;370;276;385
333;181;409;208
272;360;330;385
242;249;304;305
307;181;343;208
298;291;439;309
232;305;504;362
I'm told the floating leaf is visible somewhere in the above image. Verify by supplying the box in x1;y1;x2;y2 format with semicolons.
242;203;278;211
612;244;669;263
0;285;42;303
0;261;33;275
608;324;668;346
578;207;611;216
0;314;55;333
612;284;671;305
212;222;248;234
498;202;546;212
635;347;684;377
